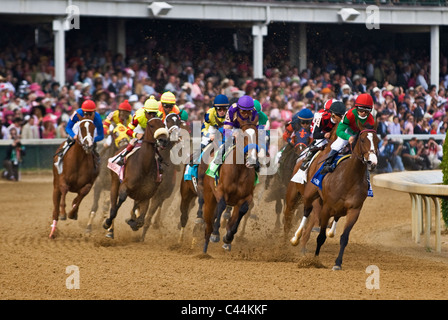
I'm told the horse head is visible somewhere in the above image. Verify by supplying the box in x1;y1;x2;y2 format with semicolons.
164;113;182;144
352;124;379;171
145;117;169;149
77;117;96;154
238;114;264;169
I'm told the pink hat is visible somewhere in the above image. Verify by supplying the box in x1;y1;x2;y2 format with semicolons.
433;111;443;119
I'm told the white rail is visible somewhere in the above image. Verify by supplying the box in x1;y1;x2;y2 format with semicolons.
372;170;447;253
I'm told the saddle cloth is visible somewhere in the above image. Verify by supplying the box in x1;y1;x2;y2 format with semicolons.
310;154;373;197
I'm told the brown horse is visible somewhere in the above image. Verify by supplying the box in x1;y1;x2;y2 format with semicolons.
140;113;183;241
178;141;220;247
50;116;100;238
202;117;262;253
86;123;130;232
291;123;379;270
265;137;310;230
102;117;169;239
282;114;344;244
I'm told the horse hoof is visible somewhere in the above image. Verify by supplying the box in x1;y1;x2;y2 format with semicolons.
195;218;204;225
126;219;139;231
102;219;111;230
211;233;220;242
222;243;231;251
85;225;92;233
290;236;300;246
105;231;114;239
60;215;67;221
332;265;342;271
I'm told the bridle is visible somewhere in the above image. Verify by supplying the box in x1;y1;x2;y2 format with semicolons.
351;129;378;165
77;119;95;153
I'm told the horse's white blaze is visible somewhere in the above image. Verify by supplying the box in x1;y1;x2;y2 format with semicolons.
366;133;377;165
245;128;257;165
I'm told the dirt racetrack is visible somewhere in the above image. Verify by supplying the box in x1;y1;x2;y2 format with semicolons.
1;171;448;302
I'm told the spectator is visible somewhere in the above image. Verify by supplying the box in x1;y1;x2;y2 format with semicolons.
388;115;402;135
426;137;443;169
2;131;25;181
377;134;404;173
401;137;430;170
21;115;40;139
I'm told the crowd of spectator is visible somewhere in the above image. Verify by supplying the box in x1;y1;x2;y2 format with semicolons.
0;30;447;174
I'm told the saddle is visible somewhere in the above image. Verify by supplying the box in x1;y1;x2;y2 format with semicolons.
311;154;373;197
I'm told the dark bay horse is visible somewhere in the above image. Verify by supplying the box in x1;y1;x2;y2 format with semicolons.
102;117;169;239
291;123;379;270
50;116;100;238
202;117;263;253
178;141;219;247
86;123;130;232
265;134;311;230
140;113;183;241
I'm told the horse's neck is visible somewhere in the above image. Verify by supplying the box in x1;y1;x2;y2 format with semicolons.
140;142;158;174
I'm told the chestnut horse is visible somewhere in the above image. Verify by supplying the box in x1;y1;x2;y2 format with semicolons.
291;123;379;270
86;123;130;233
102;117;169;239
50;116;100;238
202;117;263;253
140;113;183;241
282;114;344;244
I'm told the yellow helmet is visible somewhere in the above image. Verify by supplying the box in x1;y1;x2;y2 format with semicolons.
160;91;176;104
144;95;159;112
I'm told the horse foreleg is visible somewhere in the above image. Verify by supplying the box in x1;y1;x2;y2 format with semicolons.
333;209;360;270
314;206;331;258
290;204;313;246
202;196;217;254
89;182;102;220
68;183;93;220
223;200;251;251
211;198;227;242
50;185;62;238
178;191;196;245
104;180;126;236
283;182;301;238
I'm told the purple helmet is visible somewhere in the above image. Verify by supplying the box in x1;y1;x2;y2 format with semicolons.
237;95;254;111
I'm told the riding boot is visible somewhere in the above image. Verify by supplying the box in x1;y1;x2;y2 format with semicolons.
190;143;206;166
115;143;134;166
54;137;75;173
320;149;339;175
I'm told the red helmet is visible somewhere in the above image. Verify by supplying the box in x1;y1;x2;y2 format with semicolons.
118;100;132;112
355;93;373;110
81;100;96;112
323;99;336;111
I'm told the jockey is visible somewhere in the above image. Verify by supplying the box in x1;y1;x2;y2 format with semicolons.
320;93;376;174
223;95;259;131
189;94;229;165
254;99;270;155
292;100;347;181
215;95;259;163
201;94;229;147
282;108;314;150
159;91;179;119
55;99;104;169
102;99;133;147
112;95;160;166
